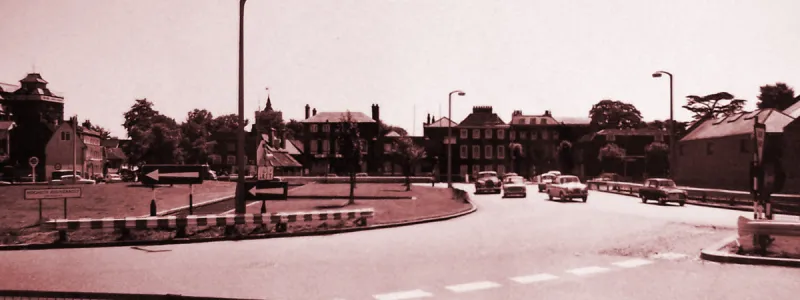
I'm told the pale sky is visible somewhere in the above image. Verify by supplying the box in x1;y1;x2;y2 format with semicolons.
2;0;799;138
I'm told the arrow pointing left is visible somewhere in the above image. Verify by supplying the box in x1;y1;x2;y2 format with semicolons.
248;186;285;196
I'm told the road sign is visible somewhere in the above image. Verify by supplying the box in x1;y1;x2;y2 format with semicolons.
257;166;274;181
245;180;288;200
28;156;39;167
140;164;204;185
754;122;766;164
24;187;82;200
54;163;62;170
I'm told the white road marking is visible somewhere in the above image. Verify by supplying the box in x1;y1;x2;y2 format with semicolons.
566;266;611;276
612;258;654;268
510;273;560;284
373;289;433;300
650;252;688;260
445;281;502;293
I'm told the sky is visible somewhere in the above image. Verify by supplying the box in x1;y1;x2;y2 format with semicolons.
2;0;799;138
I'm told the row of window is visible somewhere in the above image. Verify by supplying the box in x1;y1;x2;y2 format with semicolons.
459;128;559;141
309;139;368;154
460;145;506;159
459;164;507;175
308;124;332;133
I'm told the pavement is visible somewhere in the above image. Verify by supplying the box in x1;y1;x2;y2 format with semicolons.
1;183;799;299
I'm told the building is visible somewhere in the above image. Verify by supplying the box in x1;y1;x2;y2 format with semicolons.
255;131;303;176
422;115;457;180
676;109;794;190
451;106;510;181
508;110;565;178
44;119;105;180
575;128;670;180
298;104;381;175
101;138;129;174
0;104;14;167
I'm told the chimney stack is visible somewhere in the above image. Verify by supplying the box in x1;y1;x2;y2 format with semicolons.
271;128;278;148
280;131;287;149
427;114;431;125
372;104;380;122
544;110;551;116
312;108;317;116
305;104;310;119
268;128;274;146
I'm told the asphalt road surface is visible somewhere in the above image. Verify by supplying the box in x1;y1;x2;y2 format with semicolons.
2;183;799;300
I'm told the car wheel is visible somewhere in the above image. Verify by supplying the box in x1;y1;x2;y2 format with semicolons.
641;195;647;203
679;201;685;207
658;198;665;205
548;193;553;200
522;193;527;198
582;196;587;202
559;192;565;201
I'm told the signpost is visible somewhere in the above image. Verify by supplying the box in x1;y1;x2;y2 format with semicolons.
245;180;288;201
29;156;39;183
140;164;205;216
25;187;82;220
257;166;274;181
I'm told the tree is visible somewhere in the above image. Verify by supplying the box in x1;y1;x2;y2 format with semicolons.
180;109;215;164
684;92;746;121
380;123;408;136
255;109;285;135
81;119;111;139
336;111;363;205
589;99;644;130
557;140;574;174
142;115;184;164
122;99;159;166
645;142;669;177
395;137;426;191
211;114;249;134
644;120;689;140
508;142;524;174
286;119;304;139
757;82;797;111
598;143;625;173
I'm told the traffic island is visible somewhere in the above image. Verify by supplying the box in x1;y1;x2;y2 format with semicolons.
0;184;474;250
700;217;800;267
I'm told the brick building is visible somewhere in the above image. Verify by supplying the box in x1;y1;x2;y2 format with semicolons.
676;109;793;190
422;115;457;180
299;104;381;175
451;106;510;181
575;128;670;180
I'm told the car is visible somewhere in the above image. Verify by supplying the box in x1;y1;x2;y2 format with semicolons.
502;176;527;198
51;175;95;185
474;171;502;194
105;173;124;183
537;173;557;192
639;178;687;206
502;172;519;181
546;170;562;176
546;175;588;202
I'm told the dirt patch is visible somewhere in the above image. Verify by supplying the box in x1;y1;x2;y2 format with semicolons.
598;222;734;258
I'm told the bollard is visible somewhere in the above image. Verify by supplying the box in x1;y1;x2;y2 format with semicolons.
176;226;187;238
57;230;68;243
150;199;157;217
260;200;266;214
120;228;132;240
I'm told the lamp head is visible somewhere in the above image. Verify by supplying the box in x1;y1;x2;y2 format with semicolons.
457;91;466;96
652;72;662;78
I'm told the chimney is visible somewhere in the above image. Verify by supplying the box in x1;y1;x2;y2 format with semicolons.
305;104;310;119
372;104;380;122
312;108;317;116
280;131;287;149
271;128;278;148
427;114;431;125
545;110;551;116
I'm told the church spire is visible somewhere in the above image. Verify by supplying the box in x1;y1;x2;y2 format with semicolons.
264;87;273;112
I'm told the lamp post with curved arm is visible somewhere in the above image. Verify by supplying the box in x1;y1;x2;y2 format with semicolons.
652;70;676;178
447;90;466;188
234;0;248;213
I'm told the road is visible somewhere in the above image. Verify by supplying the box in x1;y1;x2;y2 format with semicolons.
1;183;799;299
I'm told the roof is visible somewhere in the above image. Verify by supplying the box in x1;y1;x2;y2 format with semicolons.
20;73;48;84
101;139;120;148
79;127;101;137
270;152;302;168
510;114;558;126
783;96;800;118
680;109;795;142
106;148;127;160
289;139;304;153
458;106;507;127
425;117;458;128
300;111;375;123
259;134;302;155
596;128;666;136
0;82;18;93
557;116;591;125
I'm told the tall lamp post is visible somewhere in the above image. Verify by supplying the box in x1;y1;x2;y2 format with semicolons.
234;0;248;214
652;71;676;178
447;90;466;188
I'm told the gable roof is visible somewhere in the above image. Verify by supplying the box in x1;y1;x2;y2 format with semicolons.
0;82;18;93
300;111;375;123
425;117;458;128
259;134;302;155
783;96;800;118
458;106;507;127
289;139;304;154
680;109;794;142
106;148;127;160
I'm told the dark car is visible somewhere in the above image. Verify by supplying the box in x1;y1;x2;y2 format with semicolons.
474;171;502;194
638;178;687;206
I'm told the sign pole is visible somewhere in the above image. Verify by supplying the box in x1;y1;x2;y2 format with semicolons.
189;184;194;215
63;198;67;219
38;200;42;222
150;187;157;217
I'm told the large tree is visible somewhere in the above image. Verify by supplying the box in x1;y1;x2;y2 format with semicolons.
285;119;304;140
589;99;644;130
336;111;364;205
380;122;408;136
395;137;426;191
557;140;574;174
142;115;184;164
644;119;689;140
81;119;111;139
683;92;746;121
757;82;797;111
211;114;249;134
180;109;215;164
122;98;159;166
645;142;669;177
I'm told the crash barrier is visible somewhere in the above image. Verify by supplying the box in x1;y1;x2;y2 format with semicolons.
737;216;800;253
280;176;434;184
0;290;256;300
41;208;375;242
586;180;800;215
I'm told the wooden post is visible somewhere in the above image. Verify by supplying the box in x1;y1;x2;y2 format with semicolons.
63;198;67;219
38;200;43;222
189;184;194;215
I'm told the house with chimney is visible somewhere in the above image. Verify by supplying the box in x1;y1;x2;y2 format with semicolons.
298;104;381;175
422;114;457;180
255;129;303;176
44;119;105;180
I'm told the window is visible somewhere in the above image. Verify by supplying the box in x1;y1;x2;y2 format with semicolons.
226;155;236;165
322;124;330;132
740;139;748;153
497;145;505;159
707;142;714;155
472;145;480;159
607;134;616;141
521;131;528;140
497;165;505;175
510;131;516;140
552;131;559;140
460;129;468;139
472;165;480;175
310;124;318;132
310;140;318;154
485;145;493;159
542;130;550;140
61;131;70;141
323;140;330;153
485;129;493;139
472;129;480;139
460;165;468;175
540;118;547;125
384;143;392;152
497;129;505;139
460;145;468;158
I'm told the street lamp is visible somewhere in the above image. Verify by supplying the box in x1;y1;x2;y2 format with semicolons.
234;0;248;214
652;70;676;179
447;90;466;188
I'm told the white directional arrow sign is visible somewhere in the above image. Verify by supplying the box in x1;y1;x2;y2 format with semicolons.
146;169;200;181
248;186;285;196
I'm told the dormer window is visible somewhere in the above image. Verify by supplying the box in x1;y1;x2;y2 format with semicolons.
540;118;547;125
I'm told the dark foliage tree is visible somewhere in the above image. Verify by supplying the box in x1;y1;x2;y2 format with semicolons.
395;137;426;191
211;114;249;134
645;142;669;177
589;99;644;130
598;143;625;174
142;115;184;164
81;119;111;139
557;140;574;174
285;119;304;140
644;119;689;140
180;109;214;164
684;92;746;121
336;111;363;205
379;122;408;136
757;82;797;111
122;99;159;166
255;109;285;135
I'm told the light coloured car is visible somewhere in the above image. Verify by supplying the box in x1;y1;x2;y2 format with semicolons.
502;176;527;198
547;175;588;202
537;173;557;192
105;173;124;183
474;171;502;194
51;175;96;185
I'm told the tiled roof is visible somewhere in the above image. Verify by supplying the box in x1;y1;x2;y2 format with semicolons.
557;116;591;125
0;82;18;93
597;128;666;136
101;139;120;148
289;139;304;153
783;96;800;118
0;121;15;131
20;73;48;84
106;148;127;160
458;106;507;127
510;114;558;126
425;117;458;128
79;127;101;137
680;109;794;142
300;111;375;123
259;134;302;155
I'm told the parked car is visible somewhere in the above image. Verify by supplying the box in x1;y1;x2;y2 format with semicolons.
537;173;557;192
502;172;519;181
546;175;588;202
474;171;502;194
51;175;95;185
105;173;124;183
638;178;687;206
546;170;562;176
502;175;527;198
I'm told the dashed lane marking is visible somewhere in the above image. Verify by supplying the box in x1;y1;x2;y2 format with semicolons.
650;252;689;260
373;289;433;300
510;273;560;284
445;281;502;293
566;266;611;276
612;258;654;268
